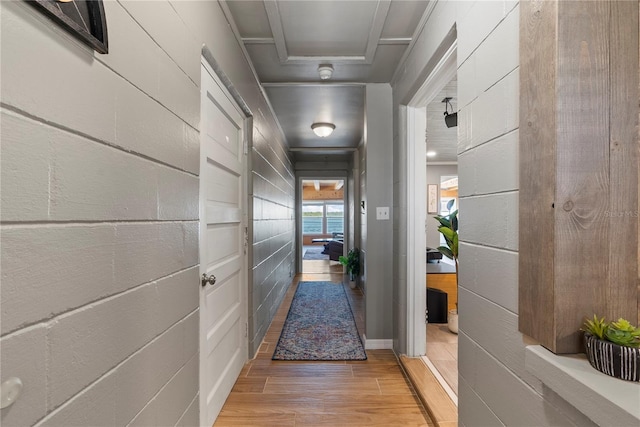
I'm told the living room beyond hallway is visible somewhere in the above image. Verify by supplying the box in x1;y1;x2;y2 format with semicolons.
425;323;458;401
425;250;458;402
302;245;342;275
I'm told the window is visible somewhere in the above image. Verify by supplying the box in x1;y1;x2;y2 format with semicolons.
302;203;323;234
302;202;344;234
326;203;344;234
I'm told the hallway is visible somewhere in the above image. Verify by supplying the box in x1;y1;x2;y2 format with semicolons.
214;271;433;427
3;1;635;426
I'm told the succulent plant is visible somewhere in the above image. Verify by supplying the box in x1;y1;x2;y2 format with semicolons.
582;314;608;340
605;318;640;348
582;315;640;348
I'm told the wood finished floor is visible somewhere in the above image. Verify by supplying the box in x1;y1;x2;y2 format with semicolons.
425;324;458;396
214;265;434;427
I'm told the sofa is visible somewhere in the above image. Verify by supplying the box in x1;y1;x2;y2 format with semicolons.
325;240;344;261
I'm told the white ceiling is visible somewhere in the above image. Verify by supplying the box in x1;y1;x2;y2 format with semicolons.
222;0;435;161
265;85;364;149
426;76;458;163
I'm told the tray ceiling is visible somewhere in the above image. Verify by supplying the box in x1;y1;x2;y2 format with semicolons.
222;0;433;161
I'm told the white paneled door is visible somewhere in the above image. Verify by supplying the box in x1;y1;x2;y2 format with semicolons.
199;59;248;426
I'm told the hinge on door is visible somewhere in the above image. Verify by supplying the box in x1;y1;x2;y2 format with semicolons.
245;322;248;337
243;127;249;155
244;226;248;255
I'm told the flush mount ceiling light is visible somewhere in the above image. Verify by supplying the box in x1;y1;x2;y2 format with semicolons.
311;122;335;137
442;97;458;128
318;64;334;80
427;151;437;158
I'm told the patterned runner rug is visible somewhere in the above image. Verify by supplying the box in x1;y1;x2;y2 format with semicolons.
272;281;367;360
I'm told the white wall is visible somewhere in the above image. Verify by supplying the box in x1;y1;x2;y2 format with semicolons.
360;141;368;292
393;1;599;425
363;84;394;342
0;1;293;425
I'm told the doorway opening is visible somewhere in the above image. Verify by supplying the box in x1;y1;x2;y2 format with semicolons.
404;40;458;405
424;75;459;403
300;179;345;275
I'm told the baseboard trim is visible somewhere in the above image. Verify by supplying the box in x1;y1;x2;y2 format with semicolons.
364;337;393;349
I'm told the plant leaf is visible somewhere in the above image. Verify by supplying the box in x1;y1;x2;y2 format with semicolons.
452;233;459;256
438;227;455;240
451;213;458;232
446;199;455;211
437;246;453;260
581;315;608;340
434;216;451;228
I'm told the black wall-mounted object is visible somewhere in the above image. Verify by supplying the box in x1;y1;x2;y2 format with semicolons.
444;112;458;128
29;0;108;54
442;97;457;128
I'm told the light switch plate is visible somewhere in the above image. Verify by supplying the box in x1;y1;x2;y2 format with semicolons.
376;207;390;220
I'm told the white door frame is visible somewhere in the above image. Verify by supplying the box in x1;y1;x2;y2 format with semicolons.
404;42;457;356
296;171;349;272
199;54;249;426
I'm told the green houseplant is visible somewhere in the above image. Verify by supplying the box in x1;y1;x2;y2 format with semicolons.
434;199;459;333
339;248;360;284
581;315;640;381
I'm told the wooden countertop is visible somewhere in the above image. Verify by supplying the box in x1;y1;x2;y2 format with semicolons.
426;262;457;311
426;262;456;274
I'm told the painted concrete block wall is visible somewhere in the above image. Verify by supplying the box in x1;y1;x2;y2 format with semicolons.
250;127;295;355
0;1;293;425
393;1;601;425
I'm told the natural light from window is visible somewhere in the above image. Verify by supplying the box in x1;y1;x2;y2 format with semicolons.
302;202;344;234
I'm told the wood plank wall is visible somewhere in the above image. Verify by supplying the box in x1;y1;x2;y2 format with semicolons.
302;186;344;201
609;0;640;330
519;0;639;353
519;0;559;352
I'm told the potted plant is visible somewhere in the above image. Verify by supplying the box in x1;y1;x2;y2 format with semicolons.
581;315;640;382
339;248;360;288
434;199;459;333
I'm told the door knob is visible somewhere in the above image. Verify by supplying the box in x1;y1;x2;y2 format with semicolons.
201;273;216;287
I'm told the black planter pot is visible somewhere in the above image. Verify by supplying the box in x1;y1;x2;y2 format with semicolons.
584;333;640;382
